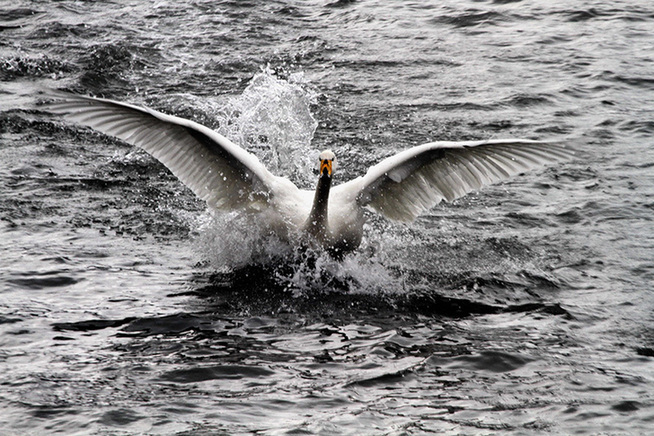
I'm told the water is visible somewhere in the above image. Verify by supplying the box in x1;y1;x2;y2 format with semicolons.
1;0;654;434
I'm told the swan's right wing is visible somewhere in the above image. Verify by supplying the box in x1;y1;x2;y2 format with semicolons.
336;139;573;221
45;93;285;211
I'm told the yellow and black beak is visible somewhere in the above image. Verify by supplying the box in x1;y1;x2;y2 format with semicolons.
320;159;333;177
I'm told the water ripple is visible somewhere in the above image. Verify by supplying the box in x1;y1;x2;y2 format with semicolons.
2;0;654;434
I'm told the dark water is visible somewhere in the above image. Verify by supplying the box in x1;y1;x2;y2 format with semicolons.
2;0;654;434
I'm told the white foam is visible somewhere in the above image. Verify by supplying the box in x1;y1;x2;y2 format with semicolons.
187;70;408;293
216;69;320;188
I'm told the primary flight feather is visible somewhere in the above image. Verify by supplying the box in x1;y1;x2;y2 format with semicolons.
46;93;572;255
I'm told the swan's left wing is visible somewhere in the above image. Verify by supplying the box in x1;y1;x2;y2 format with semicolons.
336;139;573;221
45;93;285;211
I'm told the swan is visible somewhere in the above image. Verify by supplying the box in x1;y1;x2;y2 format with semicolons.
46;93;572;256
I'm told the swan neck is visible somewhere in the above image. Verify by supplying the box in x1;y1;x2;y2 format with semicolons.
307;174;331;233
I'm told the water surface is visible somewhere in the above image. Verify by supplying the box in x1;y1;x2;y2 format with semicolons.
1;0;654;434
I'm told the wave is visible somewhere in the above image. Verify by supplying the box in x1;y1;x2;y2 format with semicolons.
0;55;74;81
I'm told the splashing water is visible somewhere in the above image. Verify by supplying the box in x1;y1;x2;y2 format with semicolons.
217;69;320;187
194;209;400;295
194;210;291;271
187;71;399;293
192;70;317;270
6;2;654;434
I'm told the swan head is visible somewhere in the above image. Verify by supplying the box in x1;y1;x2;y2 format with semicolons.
318;149;335;178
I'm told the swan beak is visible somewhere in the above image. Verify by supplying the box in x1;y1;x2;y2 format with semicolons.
320;159;333;177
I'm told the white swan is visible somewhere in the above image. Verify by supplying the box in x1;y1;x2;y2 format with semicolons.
46;93;572;255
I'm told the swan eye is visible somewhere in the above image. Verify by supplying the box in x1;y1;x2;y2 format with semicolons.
315;158;336;169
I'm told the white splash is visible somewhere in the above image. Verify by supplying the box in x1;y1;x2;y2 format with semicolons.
188;70;404;293
217;69;320;188
193;209;401;294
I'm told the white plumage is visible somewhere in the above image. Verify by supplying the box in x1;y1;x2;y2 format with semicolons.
46;93;572;255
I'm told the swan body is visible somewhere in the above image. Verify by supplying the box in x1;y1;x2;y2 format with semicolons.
46;93;572;255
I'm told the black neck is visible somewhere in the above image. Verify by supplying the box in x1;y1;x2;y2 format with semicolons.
307;173;331;235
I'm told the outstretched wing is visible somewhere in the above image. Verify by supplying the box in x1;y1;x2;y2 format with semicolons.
45;92;284;211
336;139;572;221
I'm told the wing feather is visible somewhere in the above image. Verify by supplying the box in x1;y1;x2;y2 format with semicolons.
336;139;572;222
45;92;286;211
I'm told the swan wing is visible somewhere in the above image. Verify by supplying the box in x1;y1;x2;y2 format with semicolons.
45;93;284;211
338;139;572;222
